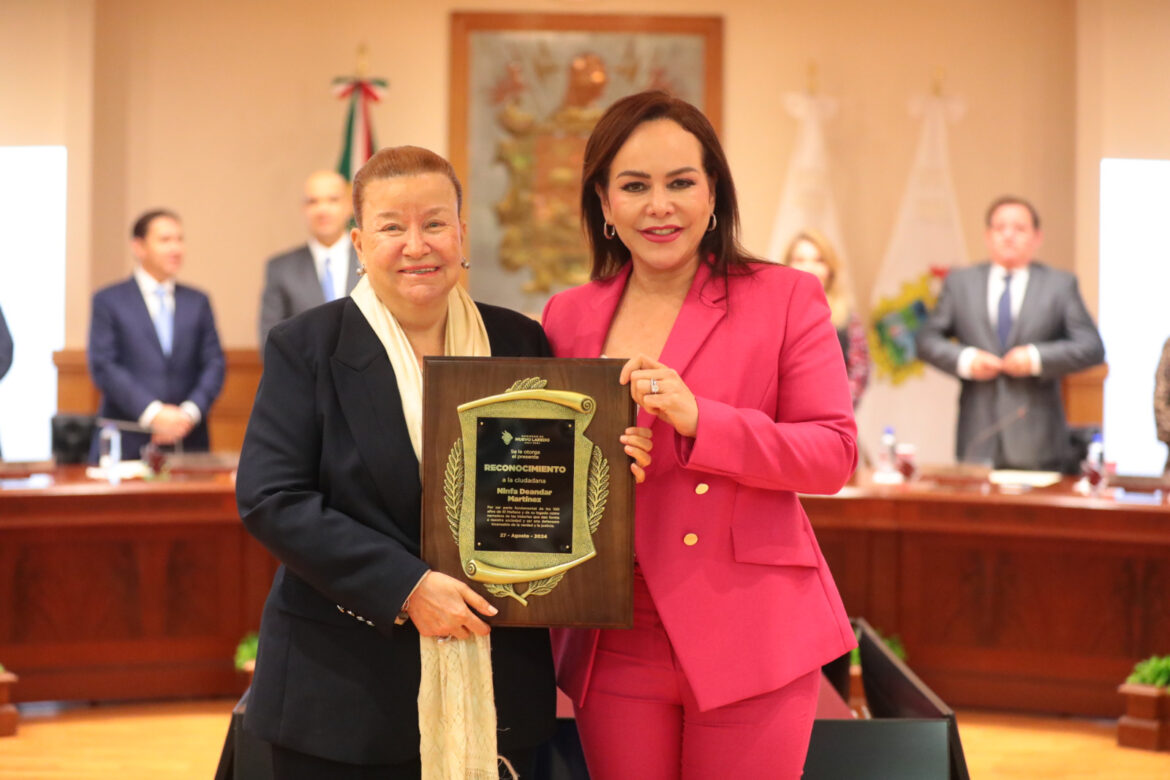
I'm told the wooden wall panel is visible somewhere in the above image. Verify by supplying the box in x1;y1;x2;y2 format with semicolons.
1061;363;1108;426
0;472;277;703
53;349;261;452
805;480;1170;717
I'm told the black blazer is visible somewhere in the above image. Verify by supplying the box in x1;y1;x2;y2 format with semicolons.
236;298;556;765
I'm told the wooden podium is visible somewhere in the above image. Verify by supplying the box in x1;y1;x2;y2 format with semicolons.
421;357;635;628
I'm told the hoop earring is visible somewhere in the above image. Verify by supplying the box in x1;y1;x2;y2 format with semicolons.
603;222;616;240
460;258;471;269
707;213;717;233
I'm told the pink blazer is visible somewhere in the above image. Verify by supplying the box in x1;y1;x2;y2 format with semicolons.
542;261;858;712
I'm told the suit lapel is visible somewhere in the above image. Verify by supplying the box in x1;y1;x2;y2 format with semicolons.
1008;262;1044;348
571;264;631;359
562;262;726;429
171;285;193;359
658;261;727;381
345;245;361;294
124;278;167;359
295;248;326;306
330;300;421;527
971;263;1000;352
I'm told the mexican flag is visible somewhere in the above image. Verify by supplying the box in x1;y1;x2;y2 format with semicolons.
333;76;387;181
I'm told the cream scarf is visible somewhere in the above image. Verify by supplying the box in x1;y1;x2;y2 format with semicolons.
350;276;507;779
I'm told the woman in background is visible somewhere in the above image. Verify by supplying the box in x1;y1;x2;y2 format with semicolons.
1154;335;1170;473
542;91;857;779
782;230;869;408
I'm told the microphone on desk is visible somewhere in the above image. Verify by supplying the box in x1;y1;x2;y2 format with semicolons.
961;404;1028;465
95;418;185;454
95;417;153;434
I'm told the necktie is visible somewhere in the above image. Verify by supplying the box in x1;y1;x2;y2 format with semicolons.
154;286;173;356
997;273;1013;350
321;255;336;301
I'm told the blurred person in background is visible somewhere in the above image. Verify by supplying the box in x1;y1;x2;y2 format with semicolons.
782;230;869;408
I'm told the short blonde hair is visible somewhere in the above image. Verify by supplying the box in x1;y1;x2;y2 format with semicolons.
781;229;853;328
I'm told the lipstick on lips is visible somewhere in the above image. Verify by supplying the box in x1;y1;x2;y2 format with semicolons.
639;225;683;243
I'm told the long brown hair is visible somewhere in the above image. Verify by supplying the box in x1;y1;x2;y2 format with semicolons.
581;91;759;280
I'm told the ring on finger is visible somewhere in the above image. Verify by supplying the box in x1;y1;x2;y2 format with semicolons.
436;635;454;644
649;378;660;394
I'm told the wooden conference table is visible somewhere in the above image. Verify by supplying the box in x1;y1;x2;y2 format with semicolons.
0;462;276;703
806;471;1170;718
2;462;1166;717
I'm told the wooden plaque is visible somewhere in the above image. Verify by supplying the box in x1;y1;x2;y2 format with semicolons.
422;357;634;628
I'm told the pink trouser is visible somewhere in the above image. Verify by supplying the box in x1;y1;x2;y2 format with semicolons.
573;571;820;780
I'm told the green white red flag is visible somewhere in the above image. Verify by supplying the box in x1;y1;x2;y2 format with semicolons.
333;76;387;181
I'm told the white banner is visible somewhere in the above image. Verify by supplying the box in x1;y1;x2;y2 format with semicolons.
766;92;851;282
854;94;968;465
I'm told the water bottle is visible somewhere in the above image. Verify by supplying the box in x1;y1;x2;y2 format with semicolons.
98;423;122;485
874;426;902;483
1083;433;1105;495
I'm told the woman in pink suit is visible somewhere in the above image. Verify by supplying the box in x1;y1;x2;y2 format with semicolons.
541;91;858;779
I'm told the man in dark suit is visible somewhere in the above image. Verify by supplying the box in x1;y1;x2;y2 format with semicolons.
87;210;225;459
258;170;360;348
917;196;1105;470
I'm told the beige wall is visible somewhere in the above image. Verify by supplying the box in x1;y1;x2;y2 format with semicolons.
0;0;94;345
1076;0;1170;317
14;0;1158;350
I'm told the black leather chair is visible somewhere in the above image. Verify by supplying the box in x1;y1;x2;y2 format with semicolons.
50;413;95;464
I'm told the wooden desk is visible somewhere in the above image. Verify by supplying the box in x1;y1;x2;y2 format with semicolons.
806;475;1170;717
0;467;276;703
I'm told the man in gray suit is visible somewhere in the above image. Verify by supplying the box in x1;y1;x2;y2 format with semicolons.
917;196;1105;471
258;170;361;348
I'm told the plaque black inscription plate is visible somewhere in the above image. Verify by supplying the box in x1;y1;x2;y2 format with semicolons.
421;356;635;627
474;417;575;554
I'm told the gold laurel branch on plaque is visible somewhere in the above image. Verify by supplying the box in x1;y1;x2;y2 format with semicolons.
445;377;609;607
485;572;566;606
444;438;464;545
506;377;548;392
587;445;608;534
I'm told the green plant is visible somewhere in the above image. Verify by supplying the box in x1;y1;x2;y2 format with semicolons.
234;632;259;671
850;628;907;666
1127;655;1170;688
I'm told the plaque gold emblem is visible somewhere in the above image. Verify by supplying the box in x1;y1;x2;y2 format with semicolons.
444;377;609;605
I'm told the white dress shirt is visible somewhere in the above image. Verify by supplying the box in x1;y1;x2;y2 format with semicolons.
132;265;202;430
956;262;1042;378
309;234;352;301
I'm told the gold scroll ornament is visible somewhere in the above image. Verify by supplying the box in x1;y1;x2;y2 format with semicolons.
444;377;609;605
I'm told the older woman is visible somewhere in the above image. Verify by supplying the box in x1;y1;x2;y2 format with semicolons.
542;92;858;779
782;230;870;408
237;146;649;779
